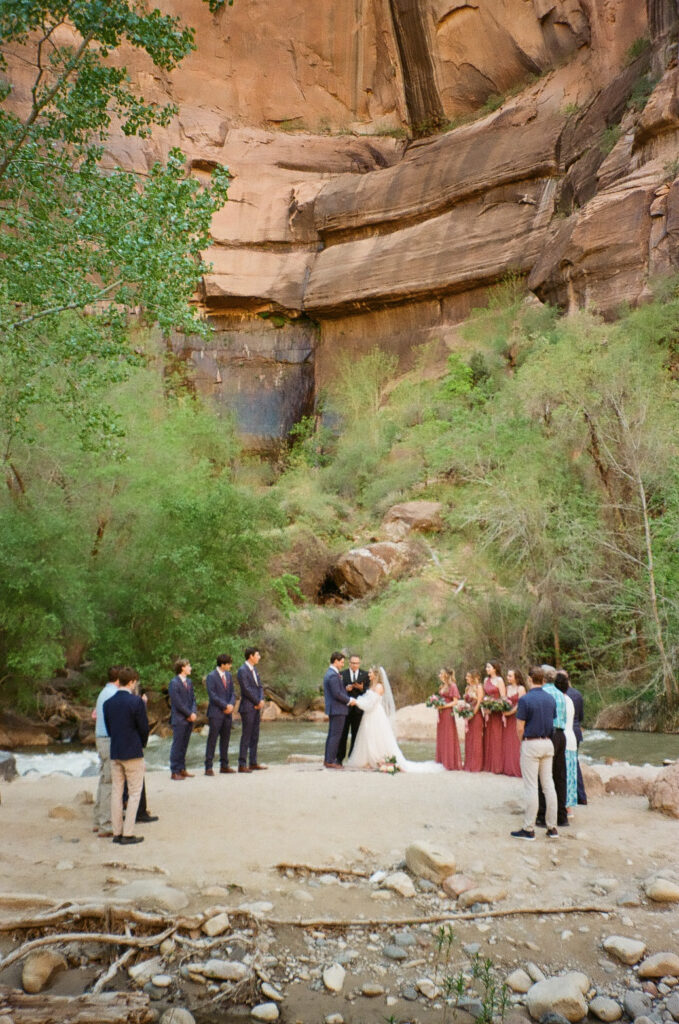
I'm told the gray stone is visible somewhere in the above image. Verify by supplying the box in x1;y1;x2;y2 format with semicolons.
0;751;17;781
202;959;249;981
251;1004;279;1022
458;997;485;1017
336;949;359;965
589;997;623;1022
405;840;456;883
623;991;653;1019
507;969;533;994
640;955;679;979
22;950;68;994
603;937;647;966
143;982;166;1000
393;931;417;947
526;973;589;1022
160;1011;196;1024
665;993;679;1021
402;985;419;1001
416;878;438;893
383;944;408;960
617;893;642;908
114;881;189;912
464;943;482;957
323;963;346;993
539;1013;572;1024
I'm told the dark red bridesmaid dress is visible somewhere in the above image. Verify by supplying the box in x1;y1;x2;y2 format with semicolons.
501;690;522;777
482;678;504;774
463;689;484;772
435;684;462;770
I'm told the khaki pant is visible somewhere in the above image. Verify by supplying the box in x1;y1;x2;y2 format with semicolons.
520;738;557;830
94;736;112;830
111;758;145;837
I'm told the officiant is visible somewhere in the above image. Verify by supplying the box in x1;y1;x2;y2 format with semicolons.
337;653;370;763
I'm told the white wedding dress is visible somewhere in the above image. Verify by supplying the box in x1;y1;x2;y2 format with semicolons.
346;669;443;774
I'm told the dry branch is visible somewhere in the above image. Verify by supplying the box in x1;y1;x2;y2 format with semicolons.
90;946;136;994
275;862;370;879
0;925;176;972
0;985;153;1023
0;903;169;933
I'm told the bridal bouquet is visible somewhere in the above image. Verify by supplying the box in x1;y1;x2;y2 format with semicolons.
482;697;512;714
377;755;400;774
425;694;446;709
454;700;474;719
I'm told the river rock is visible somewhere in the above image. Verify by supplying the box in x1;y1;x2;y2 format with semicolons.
202;911;230;936
129;956;163;984
239;900;274;916
323;963;346;992
417;977;438;999
602;936;647;965
261;983;283;1002
22;950;67;993
201;959;249;981
443;873;475;897
458;885;506;909
383;871;416;898
665;992;679;1020
114;880;189;912
0;751;17;781
325;1015;344;1024
160;1011;196;1024
506;969;533;993
589;997;622;1022
645;878;679;903
526;973;589;1022
647;761;679;819
251;1003;279;1021
362;982;385;996
151;974;173;988
638;953;679;978
384;944;408;960
623;990;652;1019
405;840;456;883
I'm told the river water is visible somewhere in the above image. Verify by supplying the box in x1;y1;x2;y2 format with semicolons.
10;722;679;778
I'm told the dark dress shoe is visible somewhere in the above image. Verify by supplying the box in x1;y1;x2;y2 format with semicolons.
171;773;185;780
136;813;159;823
238;766;251;773
112;835;122;843
220;767;236;774
181;770;195;777
119;835;144;845
250;764;267;770
205;769;215;776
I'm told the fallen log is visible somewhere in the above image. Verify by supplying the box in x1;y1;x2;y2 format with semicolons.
0;986;154;1023
275;862;369;879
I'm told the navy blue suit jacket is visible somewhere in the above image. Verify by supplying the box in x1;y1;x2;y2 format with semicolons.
103;689;149;760
237;662;263;714
567;685;584;743
324;666;351;717
169;675;197;726
206;668;235;720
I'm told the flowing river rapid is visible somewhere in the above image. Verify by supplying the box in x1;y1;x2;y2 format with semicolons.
9;722;679;778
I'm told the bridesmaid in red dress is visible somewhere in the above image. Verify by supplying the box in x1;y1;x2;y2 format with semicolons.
462;670;484;772
482;660;506;774
502;668;526;777
435;668;462;770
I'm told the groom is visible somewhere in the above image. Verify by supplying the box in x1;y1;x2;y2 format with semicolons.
323;651;356;770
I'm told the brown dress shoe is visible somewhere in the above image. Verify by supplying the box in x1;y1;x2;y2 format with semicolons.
181;770;195;777
250;763;268;770
97;830;114;838
205;769;215;776
220;767;236;774
324;761;343;769
171;772;185;780
238;766;251;773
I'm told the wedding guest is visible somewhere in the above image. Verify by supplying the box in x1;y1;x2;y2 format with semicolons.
92;666;120;837
204;654;236;776
482;660;506;774
435;668;462;770
502;668;526;777
462;670;484;772
323;651;355;769
338;653;369;764
564;670;587;804
537;665;568;828
103;666;148;845
555;671;577;817
169;658;197;780
237;646;267;772
511;665;558;841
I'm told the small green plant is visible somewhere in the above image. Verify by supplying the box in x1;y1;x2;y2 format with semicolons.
433;923;457;985
371;124;409;138
480;92;505;115
600;124;622;154
276;118;305;132
470;953;510;1024
442;354;474;398
625;36;651;65
561;102;580;116
627;73;659;112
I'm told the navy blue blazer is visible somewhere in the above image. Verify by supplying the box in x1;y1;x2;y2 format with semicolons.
324;666;351;717
169;675;197;726
103;689;149;760
206;668;235;720
567;685;584;743
237;662;263;714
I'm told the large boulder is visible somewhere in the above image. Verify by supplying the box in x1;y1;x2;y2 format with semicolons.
405;840;456;883
330;540;424;599
382;500;444;540
525;973;589;1022
0;712;55;749
647;761;679;819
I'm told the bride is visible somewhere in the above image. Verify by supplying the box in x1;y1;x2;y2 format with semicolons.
347;666;443;773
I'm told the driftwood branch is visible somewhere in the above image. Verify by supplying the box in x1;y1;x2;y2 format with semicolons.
275;862;370;879
0;903;169;933
90;946;136;994
0;985;153;1024
0;925;176;973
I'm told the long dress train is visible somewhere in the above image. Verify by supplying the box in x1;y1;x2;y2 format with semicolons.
347;690;443;773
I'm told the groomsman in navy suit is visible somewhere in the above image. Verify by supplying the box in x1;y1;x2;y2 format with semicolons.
204;654;236;776
237;647;267;772
323;651;356;769
103;665;148;844
169;658;197;780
